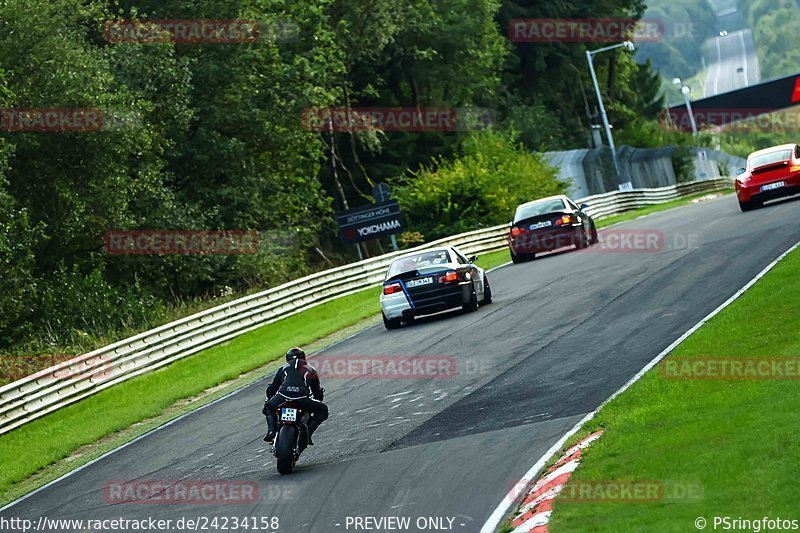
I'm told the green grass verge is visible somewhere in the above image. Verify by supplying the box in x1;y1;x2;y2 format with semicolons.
544;245;800;531
0;190;730;506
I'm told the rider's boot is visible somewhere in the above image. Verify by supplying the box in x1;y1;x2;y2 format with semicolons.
264;412;277;443
306;417;322;446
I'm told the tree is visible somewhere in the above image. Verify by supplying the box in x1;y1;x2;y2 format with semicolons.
395;130;566;241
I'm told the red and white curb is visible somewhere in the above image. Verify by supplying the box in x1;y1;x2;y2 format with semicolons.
508;431;603;532
481;241;800;533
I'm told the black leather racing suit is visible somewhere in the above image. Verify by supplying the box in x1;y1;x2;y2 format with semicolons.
263;358;328;439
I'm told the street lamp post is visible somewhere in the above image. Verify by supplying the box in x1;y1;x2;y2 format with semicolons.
585;41;635;177
672;77;706;180
672;78;698;137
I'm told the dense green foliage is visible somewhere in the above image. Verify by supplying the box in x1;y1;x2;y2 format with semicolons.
0;0;677;355
743;0;800;80
497;0;666;148
395;131;565;241
718;107;800;158
634;0;717;81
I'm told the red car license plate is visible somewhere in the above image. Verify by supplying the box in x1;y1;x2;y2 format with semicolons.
761;181;785;192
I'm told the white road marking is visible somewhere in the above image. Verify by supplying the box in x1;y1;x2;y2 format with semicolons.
740;31;748;87
480;240;800;533
714;37;721;95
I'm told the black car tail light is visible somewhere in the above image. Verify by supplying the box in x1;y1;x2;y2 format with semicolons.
437;270;459;284
554;214;574;227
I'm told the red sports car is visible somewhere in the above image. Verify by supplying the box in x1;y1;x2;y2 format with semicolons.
735;144;800;211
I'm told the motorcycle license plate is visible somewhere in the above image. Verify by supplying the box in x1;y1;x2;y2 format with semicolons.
281;407;298;422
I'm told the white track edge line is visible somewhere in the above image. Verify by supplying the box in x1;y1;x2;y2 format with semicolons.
480;240;800;533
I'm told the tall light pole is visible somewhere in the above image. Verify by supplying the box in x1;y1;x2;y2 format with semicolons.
672;77;698;137
585;40;635;177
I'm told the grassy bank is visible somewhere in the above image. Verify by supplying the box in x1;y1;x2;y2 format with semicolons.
546;245;800;531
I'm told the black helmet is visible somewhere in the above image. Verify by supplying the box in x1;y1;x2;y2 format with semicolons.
285;347;306;362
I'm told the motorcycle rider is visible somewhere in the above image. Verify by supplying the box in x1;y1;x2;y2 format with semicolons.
262;347;328;445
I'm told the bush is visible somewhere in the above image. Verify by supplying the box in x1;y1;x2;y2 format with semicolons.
31;266;165;353
394;131;566;241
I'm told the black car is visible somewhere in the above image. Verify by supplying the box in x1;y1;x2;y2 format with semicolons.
508;195;598;263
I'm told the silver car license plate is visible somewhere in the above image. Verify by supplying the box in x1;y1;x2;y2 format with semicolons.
761;181;785;191
280;407;297;422
406;277;433;287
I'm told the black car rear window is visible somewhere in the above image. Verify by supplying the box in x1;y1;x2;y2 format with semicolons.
514;198;567;222
750;150;792;169
387;250;452;278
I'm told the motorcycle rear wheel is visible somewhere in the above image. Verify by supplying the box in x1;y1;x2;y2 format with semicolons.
276;425;297;475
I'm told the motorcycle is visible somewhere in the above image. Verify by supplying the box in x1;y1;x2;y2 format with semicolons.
271;400;310;475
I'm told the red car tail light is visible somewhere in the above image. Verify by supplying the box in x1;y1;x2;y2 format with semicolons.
383;282;403;295
438;270;459;284
510;226;525;237
555;215;573;227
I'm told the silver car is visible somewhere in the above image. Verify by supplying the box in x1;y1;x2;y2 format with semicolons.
379;246;492;329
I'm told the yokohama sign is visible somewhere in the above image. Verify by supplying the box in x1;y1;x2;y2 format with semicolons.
336;201;405;245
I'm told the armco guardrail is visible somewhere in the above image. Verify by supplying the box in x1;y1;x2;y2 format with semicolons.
0;178;730;434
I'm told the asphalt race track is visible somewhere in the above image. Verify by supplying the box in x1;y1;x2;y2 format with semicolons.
3;193;799;532
704;29;759;97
